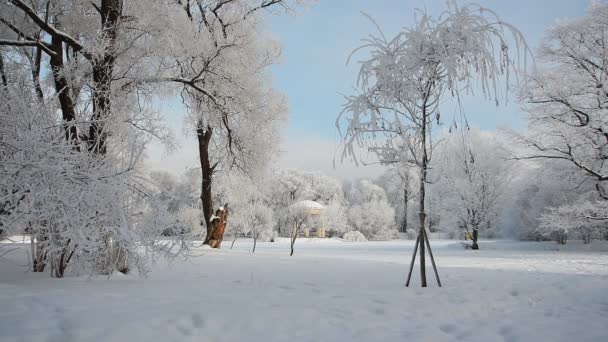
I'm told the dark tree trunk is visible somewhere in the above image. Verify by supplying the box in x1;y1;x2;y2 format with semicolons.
89;0;122;155
471;229;479;250
0;53;8;87
290;224;297;256
197;122;215;241
49;36;78;144
31;46;44;101
401;187;408;233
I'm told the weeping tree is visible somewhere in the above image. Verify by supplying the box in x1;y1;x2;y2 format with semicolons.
337;2;528;287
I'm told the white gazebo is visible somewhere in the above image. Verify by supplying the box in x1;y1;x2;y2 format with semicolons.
290;200;326;237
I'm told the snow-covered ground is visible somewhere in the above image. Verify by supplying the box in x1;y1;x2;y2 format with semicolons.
1;239;608;342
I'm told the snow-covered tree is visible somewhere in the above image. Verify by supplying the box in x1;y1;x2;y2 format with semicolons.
270;169;345;236
348;180;397;239
337;2;528;286
247;202;274;253
286;203;311;256
377;163;417;233
517;2;608;199
322;199;349;237
539;200;608;244
430;130;514;248
0;79;175;277
148;0;293;242
514;3;608;244
0;0;209;276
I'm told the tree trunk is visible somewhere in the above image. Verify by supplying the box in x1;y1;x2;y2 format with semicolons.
197;122;215;243
49;36;78;144
290;224;297;256
89;0;122;155
230;232;237;249
0;52;8;88
471;228;479;250
401;187;408;233
418;106;429;287
252;232;257;253
31;46;44;101
31;232;48;272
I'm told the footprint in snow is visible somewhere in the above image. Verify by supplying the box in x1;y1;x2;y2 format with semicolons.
173;313;206;337
439;323;457;334
372;307;385;315
498;325;518;342
371;298;388;305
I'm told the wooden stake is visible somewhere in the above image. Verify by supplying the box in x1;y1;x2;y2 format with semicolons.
422;228;441;287
405;234;420;287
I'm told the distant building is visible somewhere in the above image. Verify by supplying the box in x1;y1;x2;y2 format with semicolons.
291;200;326;238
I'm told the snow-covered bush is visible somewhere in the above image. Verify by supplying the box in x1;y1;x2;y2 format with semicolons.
178;207;204;236
248;203;274;252
371;229;398;241
342;231;368;242
322;199;349;236
348;201;397;239
539;201;608;244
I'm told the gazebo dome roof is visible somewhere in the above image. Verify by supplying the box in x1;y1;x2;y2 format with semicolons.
291;200;326;210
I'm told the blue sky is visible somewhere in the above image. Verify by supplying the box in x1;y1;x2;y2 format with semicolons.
147;0;591;179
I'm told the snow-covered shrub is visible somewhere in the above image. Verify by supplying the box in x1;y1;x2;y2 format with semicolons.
178;206;203;236
347;180;398;239
371;229;397;241
539;200;608;244
348;202;397;239
342;231;368;242
248;203;274;252
0;82;179;278
322;199;349;236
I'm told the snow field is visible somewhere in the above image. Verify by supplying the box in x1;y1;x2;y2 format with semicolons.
1;239;607;342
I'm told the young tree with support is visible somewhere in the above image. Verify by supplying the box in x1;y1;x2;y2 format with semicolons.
337;2;528;287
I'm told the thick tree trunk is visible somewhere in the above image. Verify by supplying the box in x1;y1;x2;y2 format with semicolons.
471;228;479;250
197;123;215;242
89;0;122;155
49;36;78;144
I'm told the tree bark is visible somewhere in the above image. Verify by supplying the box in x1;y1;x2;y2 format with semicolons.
49;35;78;144
197;122;215;242
401;186;408;233
0;52;8;88
31;46;44;101
471;228;479;250
290;224;297;256
89;0;122;155
418;102;428;288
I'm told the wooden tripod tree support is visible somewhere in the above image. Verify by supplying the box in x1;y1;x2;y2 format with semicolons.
405;224;441;287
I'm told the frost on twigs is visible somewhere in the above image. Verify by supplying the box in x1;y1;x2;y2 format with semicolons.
336;1;529;286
